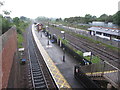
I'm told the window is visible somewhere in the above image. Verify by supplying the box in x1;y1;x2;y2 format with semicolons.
111;30;115;32
116;30;119;33
103;33;110;37
96;32;102;35
105;29;109;31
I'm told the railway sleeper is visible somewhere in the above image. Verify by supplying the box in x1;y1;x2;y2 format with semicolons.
33;75;43;79
32;67;40;70
33;73;42;75
33;74;42;77
33;72;42;74
32;67;40;69
31;61;38;64
35;83;46;88
34;81;45;85
33;71;42;74
28;77;32;80
34;78;44;82
31;62;39;64
35;85;47;89
32;69;41;72
34;79;44;83
32;65;39;68
34;76;43;80
28;80;32;83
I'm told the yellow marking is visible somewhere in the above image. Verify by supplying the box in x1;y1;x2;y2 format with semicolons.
86;70;118;75
32;26;71;88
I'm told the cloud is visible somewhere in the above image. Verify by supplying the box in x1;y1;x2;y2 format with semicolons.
118;1;120;11
1;0;120;18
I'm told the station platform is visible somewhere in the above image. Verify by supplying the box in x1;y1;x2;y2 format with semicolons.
32;25;84;88
32;25;71;88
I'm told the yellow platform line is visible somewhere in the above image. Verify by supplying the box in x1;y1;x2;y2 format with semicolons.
32;25;71;88
86;70;118;75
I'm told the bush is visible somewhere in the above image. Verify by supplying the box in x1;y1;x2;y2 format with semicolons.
2;17;12;34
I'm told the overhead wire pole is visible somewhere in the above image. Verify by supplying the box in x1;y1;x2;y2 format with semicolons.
45;22;50;46
63;33;65;62
61;31;65;62
90;52;92;76
41;24;43;38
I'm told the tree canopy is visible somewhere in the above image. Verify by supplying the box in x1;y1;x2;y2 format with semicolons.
64;11;120;26
1;15;30;34
113;11;120;26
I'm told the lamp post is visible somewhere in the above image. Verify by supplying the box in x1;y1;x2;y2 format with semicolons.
61;31;65;62
47;31;50;46
46;26;50;46
41;30;42;37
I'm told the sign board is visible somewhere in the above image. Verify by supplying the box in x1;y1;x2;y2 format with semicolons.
83;52;91;56
18;48;25;52
61;31;65;34
60;40;62;47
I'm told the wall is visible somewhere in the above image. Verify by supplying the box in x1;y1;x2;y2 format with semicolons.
0;27;17;89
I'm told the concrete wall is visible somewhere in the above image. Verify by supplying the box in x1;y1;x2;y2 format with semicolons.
0;27;17;89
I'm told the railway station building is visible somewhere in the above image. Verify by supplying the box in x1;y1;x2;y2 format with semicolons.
88;26;120;41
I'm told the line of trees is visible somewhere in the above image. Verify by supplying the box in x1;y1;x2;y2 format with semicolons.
1;15;30;34
56;11;120;26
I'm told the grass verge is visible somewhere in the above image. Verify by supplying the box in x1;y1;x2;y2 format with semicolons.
17;34;24;48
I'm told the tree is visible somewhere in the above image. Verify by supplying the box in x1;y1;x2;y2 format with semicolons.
113;11;120;26
56;18;62;22
13;17;20;25
99;14;108;22
0;1;4;7
3;10;11;15
1;15;12;34
92;16;97;21
0;1;13;34
84;14;93;23
20;16;30;21
106;15;113;22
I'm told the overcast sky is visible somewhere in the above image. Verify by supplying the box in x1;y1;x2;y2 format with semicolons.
0;0;120;19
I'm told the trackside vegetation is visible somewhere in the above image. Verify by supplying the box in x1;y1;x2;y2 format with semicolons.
13;17;30;48
1;14;30;48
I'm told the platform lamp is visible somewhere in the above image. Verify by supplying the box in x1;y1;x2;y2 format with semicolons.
61;31;65;62
47;31;50;46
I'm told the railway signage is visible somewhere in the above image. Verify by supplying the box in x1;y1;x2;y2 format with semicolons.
83;52;91;56
61;31;65;34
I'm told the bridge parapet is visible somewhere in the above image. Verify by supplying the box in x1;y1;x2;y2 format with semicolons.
79;61;120;89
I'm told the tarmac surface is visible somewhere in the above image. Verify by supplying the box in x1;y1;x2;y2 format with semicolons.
35;31;84;88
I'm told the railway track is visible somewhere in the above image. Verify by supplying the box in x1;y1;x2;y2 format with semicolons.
66;33;119;60
27;26;57;89
47;26;120;69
